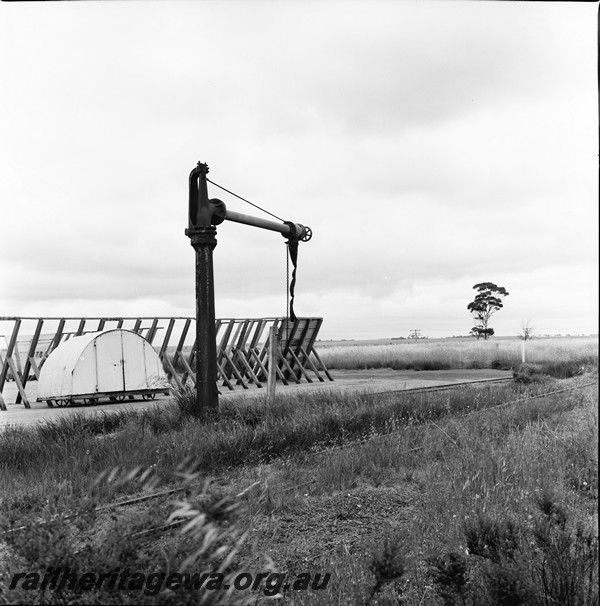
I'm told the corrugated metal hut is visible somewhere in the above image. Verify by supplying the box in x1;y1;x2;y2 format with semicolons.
37;328;170;405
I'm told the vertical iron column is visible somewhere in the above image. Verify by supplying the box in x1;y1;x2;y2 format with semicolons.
184;160;310;413
189;226;218;412
185;162;223;413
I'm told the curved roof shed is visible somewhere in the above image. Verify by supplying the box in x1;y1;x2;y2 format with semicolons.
37;329;169;400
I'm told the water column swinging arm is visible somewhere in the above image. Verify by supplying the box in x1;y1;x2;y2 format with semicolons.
224;209;312;243
185;161;312;414
188;164;312;241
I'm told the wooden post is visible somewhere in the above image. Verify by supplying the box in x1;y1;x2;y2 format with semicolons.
267;325;278;404
16;318;44;406
0;318;21;411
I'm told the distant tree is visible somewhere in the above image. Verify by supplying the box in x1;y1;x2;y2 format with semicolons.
520;320;534;341
467;282;509;340
470;326;494;340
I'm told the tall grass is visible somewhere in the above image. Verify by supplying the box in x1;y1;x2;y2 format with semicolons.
0;372;596;605
245;379;598;605
0;465;251;605
0;381;543;513
318;336;598;373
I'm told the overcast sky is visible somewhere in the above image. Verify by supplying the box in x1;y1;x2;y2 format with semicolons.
1;1;597;340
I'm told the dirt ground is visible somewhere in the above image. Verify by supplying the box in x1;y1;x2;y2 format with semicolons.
0;368;512;430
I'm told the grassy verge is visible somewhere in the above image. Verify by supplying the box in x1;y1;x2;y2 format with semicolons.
0;371;597;605
0;379;564;512
235;374;598;604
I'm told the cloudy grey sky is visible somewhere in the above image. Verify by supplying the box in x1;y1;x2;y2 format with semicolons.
1;1;597;340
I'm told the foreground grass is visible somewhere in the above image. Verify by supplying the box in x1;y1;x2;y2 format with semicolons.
257;378;597;604
318;336;598;374
0;380;535;511
0;369;597;605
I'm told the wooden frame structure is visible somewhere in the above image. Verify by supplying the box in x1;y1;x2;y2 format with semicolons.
0;316;333;409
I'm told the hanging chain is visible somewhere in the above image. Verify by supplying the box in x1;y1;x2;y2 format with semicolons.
286;242;290;323
205;174;292;335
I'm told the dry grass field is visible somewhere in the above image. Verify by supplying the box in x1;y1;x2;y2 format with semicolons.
318;336;598;374
0;337;597;605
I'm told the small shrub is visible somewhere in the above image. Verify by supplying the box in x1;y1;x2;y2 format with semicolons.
512;364;546;384
537;360;586;379
483;563;535;606
531;493;599;606
535;490;568;530
464;514;521;564
365;533;406;604
491;358;512;371
430;499;599;606
427;551;469;606
171;384;198;418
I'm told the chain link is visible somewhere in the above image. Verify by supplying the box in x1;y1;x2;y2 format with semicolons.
286;243;290;323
